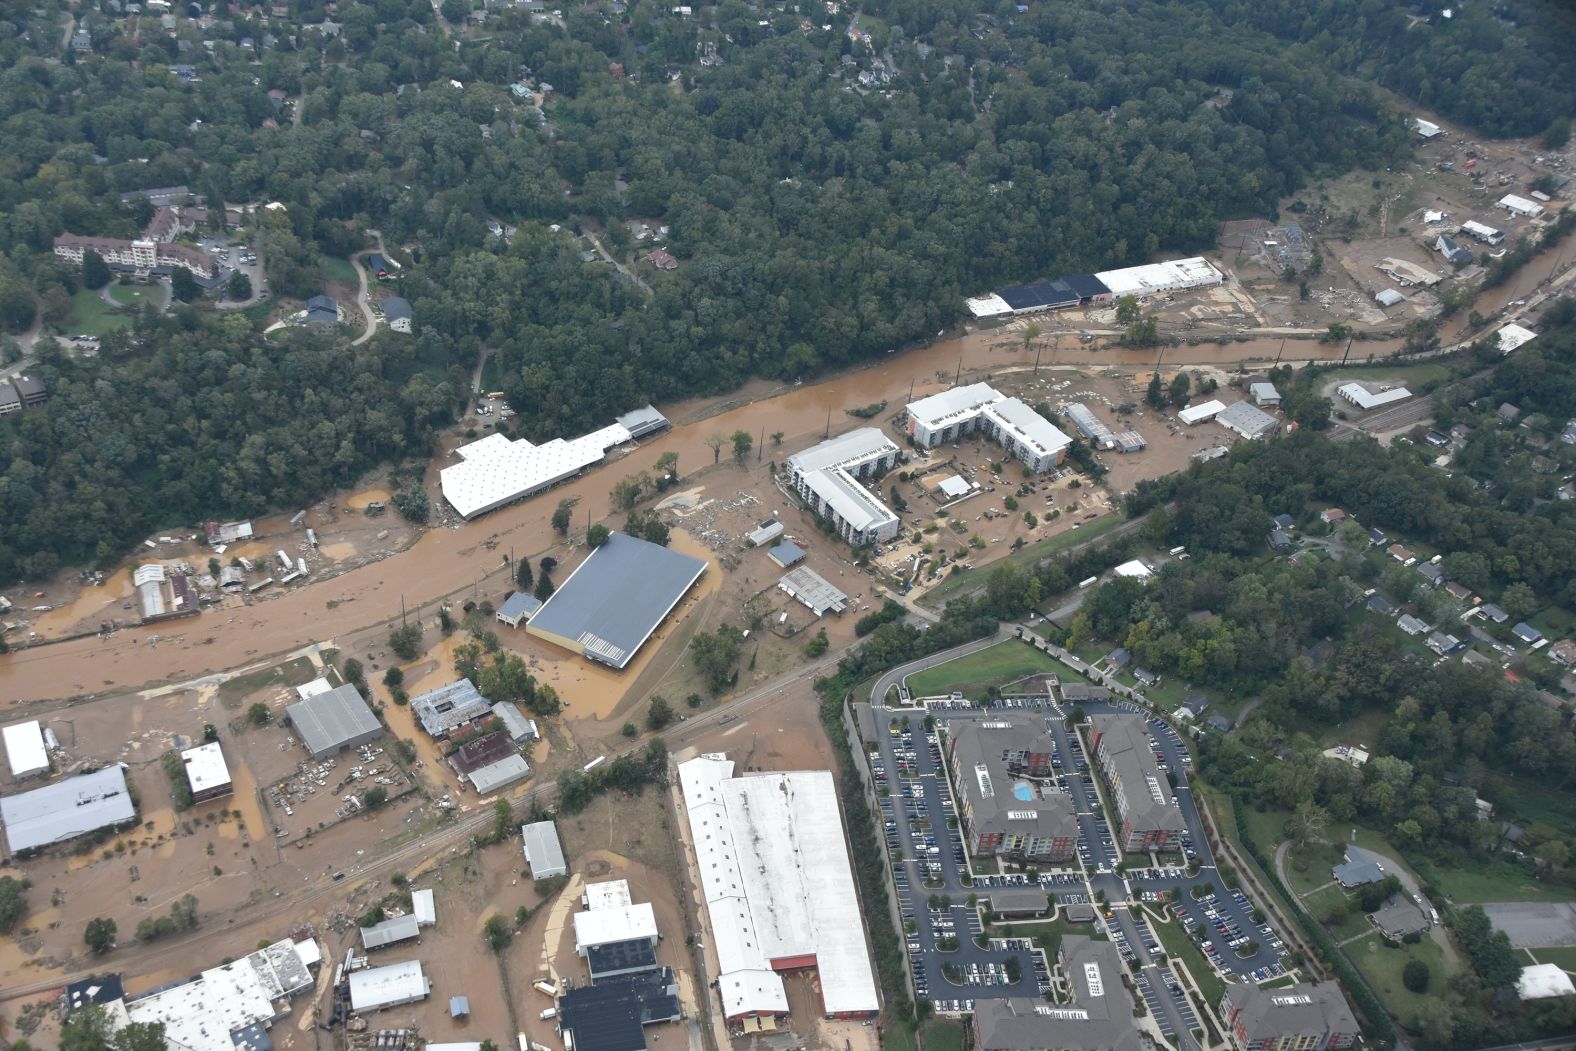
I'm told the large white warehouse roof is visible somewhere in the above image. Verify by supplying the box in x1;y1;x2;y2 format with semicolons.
679;755;879;1020
2;721;48;778
1095;257;1222;297
1336;383;1412;410
440;423;633;520
1496;323;1537;354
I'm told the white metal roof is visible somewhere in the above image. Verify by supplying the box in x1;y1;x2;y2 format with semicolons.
1496;323;1537;354
678;755;879;1019
1250;382;1280;401
1094;257;1221;297
440;423;632;519
585;879;633;910
1519;964;1576;1000
180;741;231;794
938;475;971;498
965;294;1011;318
983;397;1072;459
2;721;48;777
521;820;567;877
348;960;429;1012
468;753;531;794
123;938;316;1051
1461;220;1502;238
412;888;436;927
295;677;334;700
1114;560;1152;579
798;465;898;535
361;913;421;950
907;381;1004;430
1336;383;1412;410
1;766;136;852
573;902;658;950
785;427;896;475
1216;400;1278;439
779;566;849;616
1499;194;1544;217
1177;400;1225;424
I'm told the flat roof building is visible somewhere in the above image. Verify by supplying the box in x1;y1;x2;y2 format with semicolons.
1220;981;1359;1051
678;755;879;1022
527;532;708;669
1217;400;1279;440
413;888;436;926
1336;382;1411;410
180;741;233;803
1177;400;1225;425
1250;382;1281;407
1461;220;1505;245
0;381;21;416
285;684;383;759
1518;964;1576;1001
1095;257;1222;298
907;383;1075;471
559;967;682;1051
766;540;806;568
440;420;637;520
348;960;430;1013
1088;715;1185;853
411;679;493;738
1496;323;1537;354
614;404;670;440
468;754;531;795
496;591;542;628
360;913;421;950
1;766;137;854
783;429;901;545
2;721;49;778
1063;402;1115;449
945;719;1077;863
778;566;848;616
521;819;567;878
491;701;539;742
973;937;1143;1050
1499;193;1545;218
745;519;784;547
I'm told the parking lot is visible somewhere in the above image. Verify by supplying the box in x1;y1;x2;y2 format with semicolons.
860;669;1296;1040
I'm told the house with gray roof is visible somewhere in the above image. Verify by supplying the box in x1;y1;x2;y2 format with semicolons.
410;679;492;738
495;591;542;628
1372;896;1429;939
1514;622;1545;646
1332;856;1384;887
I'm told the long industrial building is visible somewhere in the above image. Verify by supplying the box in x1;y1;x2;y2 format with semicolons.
1;766;137;854
783;429;901;545
945;719;1077;863
678;754;879;1023
439;405;669;519
526;531;707;669
965;257;1223;317
905;383;1072;472
1336;383;1412;410
1088;715;1185;853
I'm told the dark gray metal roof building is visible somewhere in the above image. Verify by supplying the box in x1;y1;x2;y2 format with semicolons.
559;968;681;1051
587;938;660;982
526;532;707;669
284;684;383;759
614;405;670;439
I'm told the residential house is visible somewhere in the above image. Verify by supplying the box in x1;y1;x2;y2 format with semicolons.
1103;647;1132;672
1365;594;1397;616
1480;603;1510;624
1435;235;1474;265
1367;526;1387;546
1387;544;1416;566
1416;563;1445;587
1267;529;1292;552
1513;623;1546;647
1271;513;1295;531
646;248;678;270
1133;667;1161;688
302;295;340;326
1397;615;1429;636
1497;403;1521;424
381;296;412;333
1319;508;1346;525
1426;631;1464;656
1548;640;1576;667
1444;582;1474;601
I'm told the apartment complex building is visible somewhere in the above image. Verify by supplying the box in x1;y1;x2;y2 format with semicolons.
1088;714;1185;852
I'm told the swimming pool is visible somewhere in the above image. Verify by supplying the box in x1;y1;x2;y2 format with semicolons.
1013;781;1035;801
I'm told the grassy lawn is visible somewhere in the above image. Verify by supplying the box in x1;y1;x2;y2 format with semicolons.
883;1022;918;1051
108;283;158;308
1323;362;1455;388
1153;915;1227;1006
1528;947;1576;970
318;255;359;284
1260;974;1299;989
1303;885;1371;941
66;289;133;336
1528;605;1576;642
922;513;1127;608
1284;842;1346;897
479;353;504;394
216;656;321;708
1235;801;1294;856
1499;775;1576;842
1349;931;1452;1031
917;1019;965;1051
906;639;1060;698
1421;854;1573;904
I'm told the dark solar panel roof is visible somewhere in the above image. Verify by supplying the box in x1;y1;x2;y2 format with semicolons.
66;975;125;1012
559;969;681;1051
1062;274;1111;299
587;938;659;979
995;280;1080;311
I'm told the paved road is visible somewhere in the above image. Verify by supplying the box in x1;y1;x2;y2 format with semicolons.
350;233;388;347
869;627;1007;705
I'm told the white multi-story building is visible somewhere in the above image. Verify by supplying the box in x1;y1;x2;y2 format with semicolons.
905;382;1071;472
53;235;219;280
783;429;901;545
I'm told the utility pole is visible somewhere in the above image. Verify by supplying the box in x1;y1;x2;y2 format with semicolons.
758;426;764;462
1274;338;1284;366
1034;346;1042;374
400;594;406;627
955;357;962;386
1341;335;1353;367
824;405;832;439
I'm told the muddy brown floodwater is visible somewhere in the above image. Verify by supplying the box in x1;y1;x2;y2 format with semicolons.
2;242;1570;706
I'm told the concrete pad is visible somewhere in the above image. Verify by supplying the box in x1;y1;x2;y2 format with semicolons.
1483;902;1576;948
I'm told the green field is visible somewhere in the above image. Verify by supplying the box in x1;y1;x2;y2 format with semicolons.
1528;605;1576;644
1152;914;1227;1006
1284;842;1346;897
1303;884;1371;941
883;1023;918;1051
319;255;359;284
1421;854;1574;904
1323;362;1455;388
109;283;158;308
1348;931;1453;1031
1528;947;1576;971
66;289;133;336
917;1019;966;1051
216;656;321;708
922;513;1127;607
905;640;1060;698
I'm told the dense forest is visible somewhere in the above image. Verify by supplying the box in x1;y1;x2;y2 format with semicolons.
0;0;1574;575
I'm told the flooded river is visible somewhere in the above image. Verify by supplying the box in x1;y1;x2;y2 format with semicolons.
2;243;1570;706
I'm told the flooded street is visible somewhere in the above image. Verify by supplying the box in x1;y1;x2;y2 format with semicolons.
1;242;1569;706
